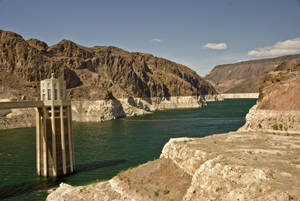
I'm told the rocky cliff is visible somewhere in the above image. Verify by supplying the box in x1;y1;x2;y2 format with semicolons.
0;30;218;128
47;67;300;200
0;30;216;100
239;65;300;133
205;54;300;93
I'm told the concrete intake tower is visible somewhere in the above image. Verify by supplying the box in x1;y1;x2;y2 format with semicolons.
36;73;75;177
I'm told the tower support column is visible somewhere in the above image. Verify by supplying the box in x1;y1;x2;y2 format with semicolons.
67;104;74;173
36;108;41;176
60;105;67;175
37;101;74;177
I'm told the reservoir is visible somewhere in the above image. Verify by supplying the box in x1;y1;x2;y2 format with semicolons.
0;99;256;201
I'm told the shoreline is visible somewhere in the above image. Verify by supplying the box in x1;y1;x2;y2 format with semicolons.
0;95;223;130
220;93;259;99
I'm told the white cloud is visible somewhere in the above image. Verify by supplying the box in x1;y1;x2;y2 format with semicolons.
203;42;227;50
248;37;300;56
150;38;162;43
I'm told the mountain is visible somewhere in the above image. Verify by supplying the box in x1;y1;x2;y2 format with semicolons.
205;54;300;93
0;30;216;100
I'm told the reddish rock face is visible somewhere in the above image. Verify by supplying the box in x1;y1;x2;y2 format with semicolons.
0;30;216;100
239;62;300;133
258;68;300;111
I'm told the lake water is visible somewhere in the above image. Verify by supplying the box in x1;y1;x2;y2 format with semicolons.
0;99;256;201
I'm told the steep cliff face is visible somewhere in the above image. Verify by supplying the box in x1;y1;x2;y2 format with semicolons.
0;30;216;100
257;71;300;111
205;54;300;93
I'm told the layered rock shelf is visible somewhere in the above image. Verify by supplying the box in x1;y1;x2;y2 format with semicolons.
47;131;300;201
239;104;300;134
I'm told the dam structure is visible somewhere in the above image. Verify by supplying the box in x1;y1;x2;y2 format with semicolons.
0;74;75;177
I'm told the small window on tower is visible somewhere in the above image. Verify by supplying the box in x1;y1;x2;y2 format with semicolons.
60;89;63;99
48;89;51;100
42;94;45;100
54;89;57;100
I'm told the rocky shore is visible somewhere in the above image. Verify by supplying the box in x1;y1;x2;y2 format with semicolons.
47;130;300;201
0;108;36;129
71;96;222;122
239;104;300;134
221;93;259;99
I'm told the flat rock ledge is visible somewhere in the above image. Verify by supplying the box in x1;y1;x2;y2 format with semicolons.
47;131;300;201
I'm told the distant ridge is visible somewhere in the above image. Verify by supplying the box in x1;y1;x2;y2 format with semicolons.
205;54;300;93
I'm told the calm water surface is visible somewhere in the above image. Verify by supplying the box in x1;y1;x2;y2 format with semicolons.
0;99;256;201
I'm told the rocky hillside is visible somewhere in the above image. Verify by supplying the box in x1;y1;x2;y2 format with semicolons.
0;30;216;100
205;54;300;93
275;58;300;72
258;71;300;111
240;62;300;133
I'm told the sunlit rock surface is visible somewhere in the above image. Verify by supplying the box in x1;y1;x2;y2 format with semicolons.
47;131;300;201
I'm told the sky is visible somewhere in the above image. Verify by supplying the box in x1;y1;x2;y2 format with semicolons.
1;0;300;76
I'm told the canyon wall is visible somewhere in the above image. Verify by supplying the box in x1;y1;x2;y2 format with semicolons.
0;29;218;130
0;30;216;101
240;70;300;133
205;54;300;93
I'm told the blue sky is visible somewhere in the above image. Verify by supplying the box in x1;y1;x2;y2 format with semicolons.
1;0;300;76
